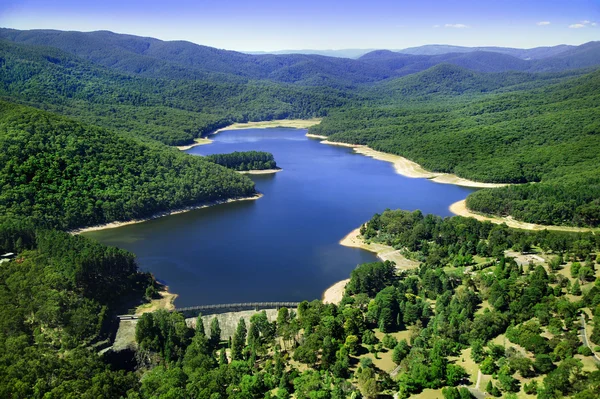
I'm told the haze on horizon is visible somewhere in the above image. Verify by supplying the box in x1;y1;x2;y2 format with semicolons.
1;0;599;52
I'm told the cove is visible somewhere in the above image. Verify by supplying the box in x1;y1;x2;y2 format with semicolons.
84;128;475;307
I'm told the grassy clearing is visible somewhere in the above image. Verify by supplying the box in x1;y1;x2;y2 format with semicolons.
475;300;492;316
410;388;445;399
356;329;413;373
135;286;177;315
449;347;479;385
575;354;599;372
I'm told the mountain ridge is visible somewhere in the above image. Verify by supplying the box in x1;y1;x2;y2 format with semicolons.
2;28;600;85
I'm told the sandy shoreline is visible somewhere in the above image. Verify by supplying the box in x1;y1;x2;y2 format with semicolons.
211;119;322;136
238;168;282;175
306;133;328;139
71;194;263;234
322;279;350;304
339;227;421;267
176;138;213;150
449;199;593;232
135;284;178;315
322;226;420;304
176;119;322;151
318;140;507;189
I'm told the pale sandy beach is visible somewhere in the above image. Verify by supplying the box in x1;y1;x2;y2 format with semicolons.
210;119;322;136
238;168;282;175
177;119;322;151
319;140;507;188
322;226;420;304
71;194;263;234
176;137;213;150
339;227;421;267
450;199;593;232
322;279;350;304
305;133;328;139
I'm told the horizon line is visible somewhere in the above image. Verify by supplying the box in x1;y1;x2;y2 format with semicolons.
1;26;596;53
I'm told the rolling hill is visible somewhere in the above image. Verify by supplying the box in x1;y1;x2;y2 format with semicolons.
310;68;600;226
359;42;600;75
2;28;600;227
0;28;393;86
2;29;599;86
0;99;257;230
0;39;355;145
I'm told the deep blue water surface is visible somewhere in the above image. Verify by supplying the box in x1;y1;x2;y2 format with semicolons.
85;128;475;306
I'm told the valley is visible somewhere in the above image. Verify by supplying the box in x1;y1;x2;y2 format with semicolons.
1;22;600;399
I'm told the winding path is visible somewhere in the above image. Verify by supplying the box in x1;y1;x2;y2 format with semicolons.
579;313;600;363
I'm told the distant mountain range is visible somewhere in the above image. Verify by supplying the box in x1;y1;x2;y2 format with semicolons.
246;44;575;60
245;49;375;59
394;44;574;59
2;29;599;87
358;42;600;76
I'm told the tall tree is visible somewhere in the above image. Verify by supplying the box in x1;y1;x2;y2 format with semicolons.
232;318;247;360
210;317;221;348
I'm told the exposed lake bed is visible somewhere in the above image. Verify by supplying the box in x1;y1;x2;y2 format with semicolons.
85;128;475;307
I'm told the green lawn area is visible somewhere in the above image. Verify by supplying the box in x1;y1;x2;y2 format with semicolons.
448;347;478;385
410;388;445;399
357;329;413;373
475;300;492;316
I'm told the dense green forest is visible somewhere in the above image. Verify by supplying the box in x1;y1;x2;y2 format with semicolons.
0;100;257;230
2;27;600;398
0;217;152;397
125;210;600;398
3;208;599;397
0;39;356;145
2;29;599;84
205;151;278;171
311;69;600;226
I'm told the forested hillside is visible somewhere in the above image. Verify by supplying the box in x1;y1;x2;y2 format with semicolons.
359;41;600;76
0;100;256;230
0;39;353;145
1;26;600;398
1;29;599;86
0;217;151;397
311;69;600;226
124;210;600;398
370;63;590;98
0;29;395;85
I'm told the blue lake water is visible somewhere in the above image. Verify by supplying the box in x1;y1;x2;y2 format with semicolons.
85;128;475;307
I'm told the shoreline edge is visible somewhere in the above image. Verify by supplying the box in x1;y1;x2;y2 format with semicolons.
71;194;263;234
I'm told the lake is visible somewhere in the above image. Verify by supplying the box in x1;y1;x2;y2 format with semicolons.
85;128;475;307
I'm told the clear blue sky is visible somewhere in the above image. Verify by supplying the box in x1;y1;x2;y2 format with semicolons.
1;0;598;51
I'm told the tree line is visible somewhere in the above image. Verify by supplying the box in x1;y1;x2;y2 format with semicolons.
205;151;277;171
